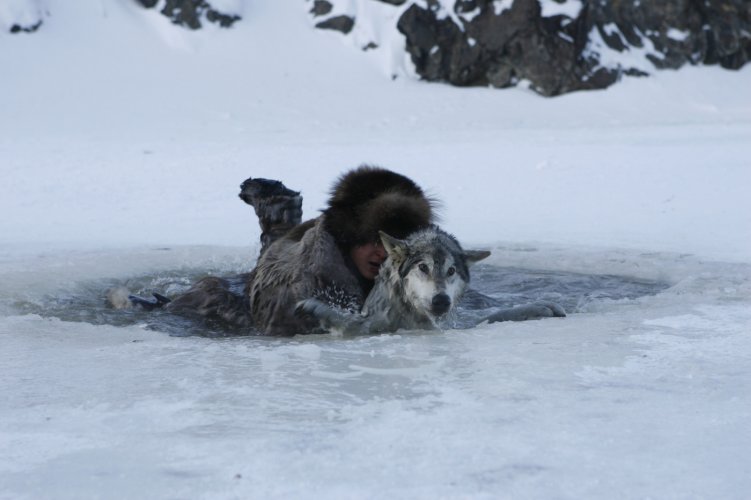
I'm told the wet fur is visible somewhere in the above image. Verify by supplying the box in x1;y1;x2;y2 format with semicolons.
296;226;489;334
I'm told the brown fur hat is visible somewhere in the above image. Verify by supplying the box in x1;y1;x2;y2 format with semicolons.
323;166;436;249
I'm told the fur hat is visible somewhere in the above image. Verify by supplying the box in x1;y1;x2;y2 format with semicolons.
323;166;436;248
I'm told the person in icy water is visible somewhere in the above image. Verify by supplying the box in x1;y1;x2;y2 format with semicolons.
160;166;437;335
130;165;563;334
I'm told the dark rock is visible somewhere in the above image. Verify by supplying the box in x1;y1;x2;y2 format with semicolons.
375;0;408;5
135;0;241;29
9;20;43;34
397;0;607;95
393;0;751;96
6;2;44;35
316;15;355;34
206;8;242;28
310;0;334;17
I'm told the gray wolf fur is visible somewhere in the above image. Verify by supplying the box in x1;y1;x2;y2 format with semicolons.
296;226;489;334
297;226;566;335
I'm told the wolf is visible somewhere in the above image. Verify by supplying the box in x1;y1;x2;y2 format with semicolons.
296;226;565;335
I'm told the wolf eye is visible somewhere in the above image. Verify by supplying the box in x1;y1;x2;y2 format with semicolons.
447;266;456;276
418;263;430;274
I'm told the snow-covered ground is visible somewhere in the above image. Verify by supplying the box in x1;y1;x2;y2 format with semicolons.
1;2;750;498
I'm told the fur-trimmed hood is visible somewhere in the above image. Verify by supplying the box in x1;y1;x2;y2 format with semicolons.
323;166;436;248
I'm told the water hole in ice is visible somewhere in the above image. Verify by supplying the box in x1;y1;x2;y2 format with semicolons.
7;264;669;337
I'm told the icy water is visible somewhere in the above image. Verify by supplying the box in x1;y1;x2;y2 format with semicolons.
2;246;750;499
7;264;668;337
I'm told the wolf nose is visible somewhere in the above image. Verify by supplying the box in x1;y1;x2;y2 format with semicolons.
431;293;451;315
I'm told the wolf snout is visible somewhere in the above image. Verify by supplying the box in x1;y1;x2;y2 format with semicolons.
431;293;451;315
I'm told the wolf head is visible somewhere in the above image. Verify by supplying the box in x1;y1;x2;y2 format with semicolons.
378;226;490;322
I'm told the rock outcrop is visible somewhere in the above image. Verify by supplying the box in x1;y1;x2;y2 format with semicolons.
3;0;242;34
313;0;751;96
6;0;748;96
135;0;241;29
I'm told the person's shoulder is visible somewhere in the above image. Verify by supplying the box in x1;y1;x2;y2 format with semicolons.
266;216;338;264
283;218;318;242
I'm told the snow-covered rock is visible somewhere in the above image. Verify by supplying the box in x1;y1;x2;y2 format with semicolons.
135;0;242;29
311;0;751;96
0;0;45;34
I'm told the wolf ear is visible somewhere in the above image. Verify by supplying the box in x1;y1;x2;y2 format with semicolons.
464;250;490;265
379;231;408;261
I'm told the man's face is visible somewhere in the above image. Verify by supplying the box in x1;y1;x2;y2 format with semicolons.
350;242;387;280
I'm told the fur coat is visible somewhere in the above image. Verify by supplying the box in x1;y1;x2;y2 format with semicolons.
246;218;363;335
